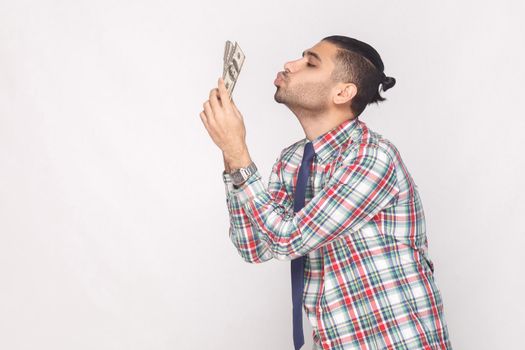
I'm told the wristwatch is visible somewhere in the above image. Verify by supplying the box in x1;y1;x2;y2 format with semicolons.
230;161;258;187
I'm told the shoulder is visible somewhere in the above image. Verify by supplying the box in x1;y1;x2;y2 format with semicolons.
341;121;399;166
278;138;305;163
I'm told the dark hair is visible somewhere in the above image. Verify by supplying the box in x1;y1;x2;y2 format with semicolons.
322;35;396;118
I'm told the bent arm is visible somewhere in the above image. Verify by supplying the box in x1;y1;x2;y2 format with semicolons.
223;155;290;263
230;144;400;261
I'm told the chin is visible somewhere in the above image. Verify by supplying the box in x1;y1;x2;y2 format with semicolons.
273;90;280;101
274;88;286;102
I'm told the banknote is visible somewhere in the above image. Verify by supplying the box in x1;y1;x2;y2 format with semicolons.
223;40;233;78
222;40;245;99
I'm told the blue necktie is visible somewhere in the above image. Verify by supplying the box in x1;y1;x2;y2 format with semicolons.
291;141;315;350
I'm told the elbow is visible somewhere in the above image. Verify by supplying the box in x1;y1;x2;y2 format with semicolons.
239;250;273;264
241;256;265;264
269;243;306;261
240;254;269;264
229;227;274;264
236;247;298;263
264;247;295;262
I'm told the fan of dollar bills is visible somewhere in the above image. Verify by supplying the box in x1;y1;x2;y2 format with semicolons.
222;40;245;99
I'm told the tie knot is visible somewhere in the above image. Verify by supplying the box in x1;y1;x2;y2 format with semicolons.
302;141;315;163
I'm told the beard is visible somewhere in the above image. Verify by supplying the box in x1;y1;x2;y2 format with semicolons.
274;80;333;112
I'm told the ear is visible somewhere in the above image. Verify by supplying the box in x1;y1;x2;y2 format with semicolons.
333;83;357;105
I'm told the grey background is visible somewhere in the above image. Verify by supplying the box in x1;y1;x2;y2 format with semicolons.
1;0;524;349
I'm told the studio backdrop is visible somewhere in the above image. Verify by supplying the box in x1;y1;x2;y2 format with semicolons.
1;0;524;349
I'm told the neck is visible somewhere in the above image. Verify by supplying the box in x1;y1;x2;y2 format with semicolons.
288;106;356;141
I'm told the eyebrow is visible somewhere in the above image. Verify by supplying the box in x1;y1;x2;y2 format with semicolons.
302;50;322;63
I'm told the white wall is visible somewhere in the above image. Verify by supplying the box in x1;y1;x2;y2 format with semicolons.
1;0;524;349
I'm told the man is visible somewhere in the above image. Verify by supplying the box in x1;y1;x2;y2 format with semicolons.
199;35;452;350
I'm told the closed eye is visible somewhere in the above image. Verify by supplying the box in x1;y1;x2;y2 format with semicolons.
307;63;316;67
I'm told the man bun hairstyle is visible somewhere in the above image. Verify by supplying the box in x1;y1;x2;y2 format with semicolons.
322;35;396;118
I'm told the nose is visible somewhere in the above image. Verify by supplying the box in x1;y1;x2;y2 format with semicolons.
284;57;301;74
283;61;293;73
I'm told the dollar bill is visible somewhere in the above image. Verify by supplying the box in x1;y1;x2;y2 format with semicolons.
222;40;245;99
223;40;233;78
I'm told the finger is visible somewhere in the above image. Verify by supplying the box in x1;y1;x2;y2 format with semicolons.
203;100;214;120
209;88;222;116
199;110;209;129
218;77;233;112
231;100;243;120
200;110;216;138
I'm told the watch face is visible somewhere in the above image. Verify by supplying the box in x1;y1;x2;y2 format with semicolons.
232;162;256;185
232;172;243;184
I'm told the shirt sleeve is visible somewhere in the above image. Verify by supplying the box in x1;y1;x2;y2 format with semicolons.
231;144;400;261
223;156;292;263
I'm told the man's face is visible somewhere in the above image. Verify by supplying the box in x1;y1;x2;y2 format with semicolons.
274;40;340;112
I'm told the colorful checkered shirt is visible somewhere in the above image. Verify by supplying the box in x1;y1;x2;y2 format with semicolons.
222;117;452;349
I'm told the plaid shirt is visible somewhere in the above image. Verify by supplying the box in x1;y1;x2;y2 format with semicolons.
222;118;452;349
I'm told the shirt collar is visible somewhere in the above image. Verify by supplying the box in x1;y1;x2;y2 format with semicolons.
304;117;360;163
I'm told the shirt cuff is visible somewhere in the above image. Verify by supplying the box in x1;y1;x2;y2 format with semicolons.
222;170;235;196
230;169;266;206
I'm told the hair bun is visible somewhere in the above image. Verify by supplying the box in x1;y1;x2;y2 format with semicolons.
382;76;396;91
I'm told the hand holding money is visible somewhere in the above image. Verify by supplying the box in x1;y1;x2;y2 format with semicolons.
198;40;248;156
222;40;245;99
199;77;248;158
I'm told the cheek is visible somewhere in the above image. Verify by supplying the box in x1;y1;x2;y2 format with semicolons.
311;79;334;96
